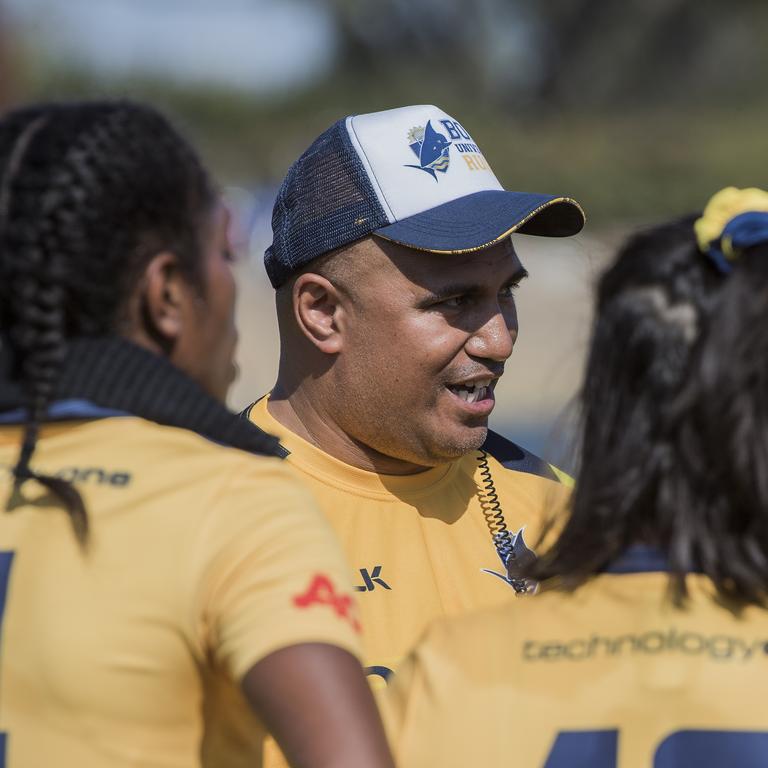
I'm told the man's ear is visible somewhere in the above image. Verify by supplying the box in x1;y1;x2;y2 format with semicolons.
293;273;345;354
135;251;189;352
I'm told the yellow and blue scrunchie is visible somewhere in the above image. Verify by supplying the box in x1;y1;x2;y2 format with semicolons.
694;187;768;275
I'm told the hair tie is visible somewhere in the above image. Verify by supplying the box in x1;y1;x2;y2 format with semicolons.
694;187;768;274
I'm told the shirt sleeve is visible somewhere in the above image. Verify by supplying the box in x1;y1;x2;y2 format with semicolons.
188;456;362;682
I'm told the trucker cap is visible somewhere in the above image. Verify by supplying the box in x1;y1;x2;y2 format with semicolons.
264;104;585;288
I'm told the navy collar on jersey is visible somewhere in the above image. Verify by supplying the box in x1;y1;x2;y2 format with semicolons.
479;429;560;482
602;544;704;575
0;336;286;459
603;545;670;574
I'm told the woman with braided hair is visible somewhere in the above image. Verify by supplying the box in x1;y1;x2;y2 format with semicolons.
384;188;768;767
0;101;393;768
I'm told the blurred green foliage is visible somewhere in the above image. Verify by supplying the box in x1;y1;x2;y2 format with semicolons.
10;49;767;229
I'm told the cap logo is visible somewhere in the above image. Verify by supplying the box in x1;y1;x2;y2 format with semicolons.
405;120;451;181
404;117;492;183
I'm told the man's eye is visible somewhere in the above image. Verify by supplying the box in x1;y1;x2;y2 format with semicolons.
499;284;519;299
440;296;465;308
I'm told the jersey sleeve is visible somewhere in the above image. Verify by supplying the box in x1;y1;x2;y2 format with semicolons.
187;457;362;682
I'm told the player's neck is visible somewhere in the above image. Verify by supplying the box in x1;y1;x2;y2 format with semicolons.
268;382;431;476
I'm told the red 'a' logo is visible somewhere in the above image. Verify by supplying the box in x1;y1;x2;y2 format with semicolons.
293;574;361;634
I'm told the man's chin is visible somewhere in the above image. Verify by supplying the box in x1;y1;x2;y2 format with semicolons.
426;423;489;462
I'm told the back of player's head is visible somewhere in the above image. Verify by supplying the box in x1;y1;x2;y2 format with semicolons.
0;100;213;334
534;188;768;609
0;100;214;541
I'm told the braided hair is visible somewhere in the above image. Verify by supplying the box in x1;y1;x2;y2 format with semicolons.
0;101;215;543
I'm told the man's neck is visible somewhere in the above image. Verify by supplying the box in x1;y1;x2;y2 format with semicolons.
267;385;431;476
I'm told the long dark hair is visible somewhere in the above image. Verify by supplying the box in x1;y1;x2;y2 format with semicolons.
533;214;768;608
0;101;214;542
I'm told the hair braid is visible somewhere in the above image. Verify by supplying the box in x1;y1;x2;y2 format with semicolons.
4;114;102;541
0;100;214;544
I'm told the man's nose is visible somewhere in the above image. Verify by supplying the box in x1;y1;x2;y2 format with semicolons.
464;310;517;362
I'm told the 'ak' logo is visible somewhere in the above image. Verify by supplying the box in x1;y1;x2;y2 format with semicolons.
354;565;391;592
405;121;451;181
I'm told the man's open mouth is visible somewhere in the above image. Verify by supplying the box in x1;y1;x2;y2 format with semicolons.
445;378;493;404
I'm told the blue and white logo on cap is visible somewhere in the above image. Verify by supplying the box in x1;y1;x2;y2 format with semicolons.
405;121;451;181
345;105;504;225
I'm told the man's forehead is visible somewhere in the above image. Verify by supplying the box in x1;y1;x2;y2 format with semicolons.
372;236;523;289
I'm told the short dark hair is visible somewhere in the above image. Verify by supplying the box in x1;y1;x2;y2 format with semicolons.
0;100;214;541
533;214;768;609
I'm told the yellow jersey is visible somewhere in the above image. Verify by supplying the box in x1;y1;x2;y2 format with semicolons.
384;546;768;768
247;394;569;684
0;340;362;768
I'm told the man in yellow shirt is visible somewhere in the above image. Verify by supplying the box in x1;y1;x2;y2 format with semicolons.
383;189;768;766
0;100;392;768
244;104;584;697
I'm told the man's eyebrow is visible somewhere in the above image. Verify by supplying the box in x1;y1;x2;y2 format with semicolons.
418;268;530;303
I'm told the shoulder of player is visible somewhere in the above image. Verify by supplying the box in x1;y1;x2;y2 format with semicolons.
479;429;572;485
99;416;288;480
103;415;231;453
167;436;320;557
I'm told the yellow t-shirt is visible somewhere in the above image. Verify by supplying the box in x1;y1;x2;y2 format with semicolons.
0;415;361;768
384;548;768;768
247;395;569;684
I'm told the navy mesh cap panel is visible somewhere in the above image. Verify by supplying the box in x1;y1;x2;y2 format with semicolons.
264;118;390;288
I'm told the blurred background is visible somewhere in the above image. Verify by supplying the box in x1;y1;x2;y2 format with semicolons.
1;0;766;464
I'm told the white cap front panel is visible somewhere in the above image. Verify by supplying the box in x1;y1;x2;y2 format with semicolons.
346;105;503;224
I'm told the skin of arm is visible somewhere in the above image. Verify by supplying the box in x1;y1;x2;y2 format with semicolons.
242;642;395;768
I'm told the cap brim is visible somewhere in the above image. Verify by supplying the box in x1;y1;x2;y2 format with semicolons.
373;190;585;254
